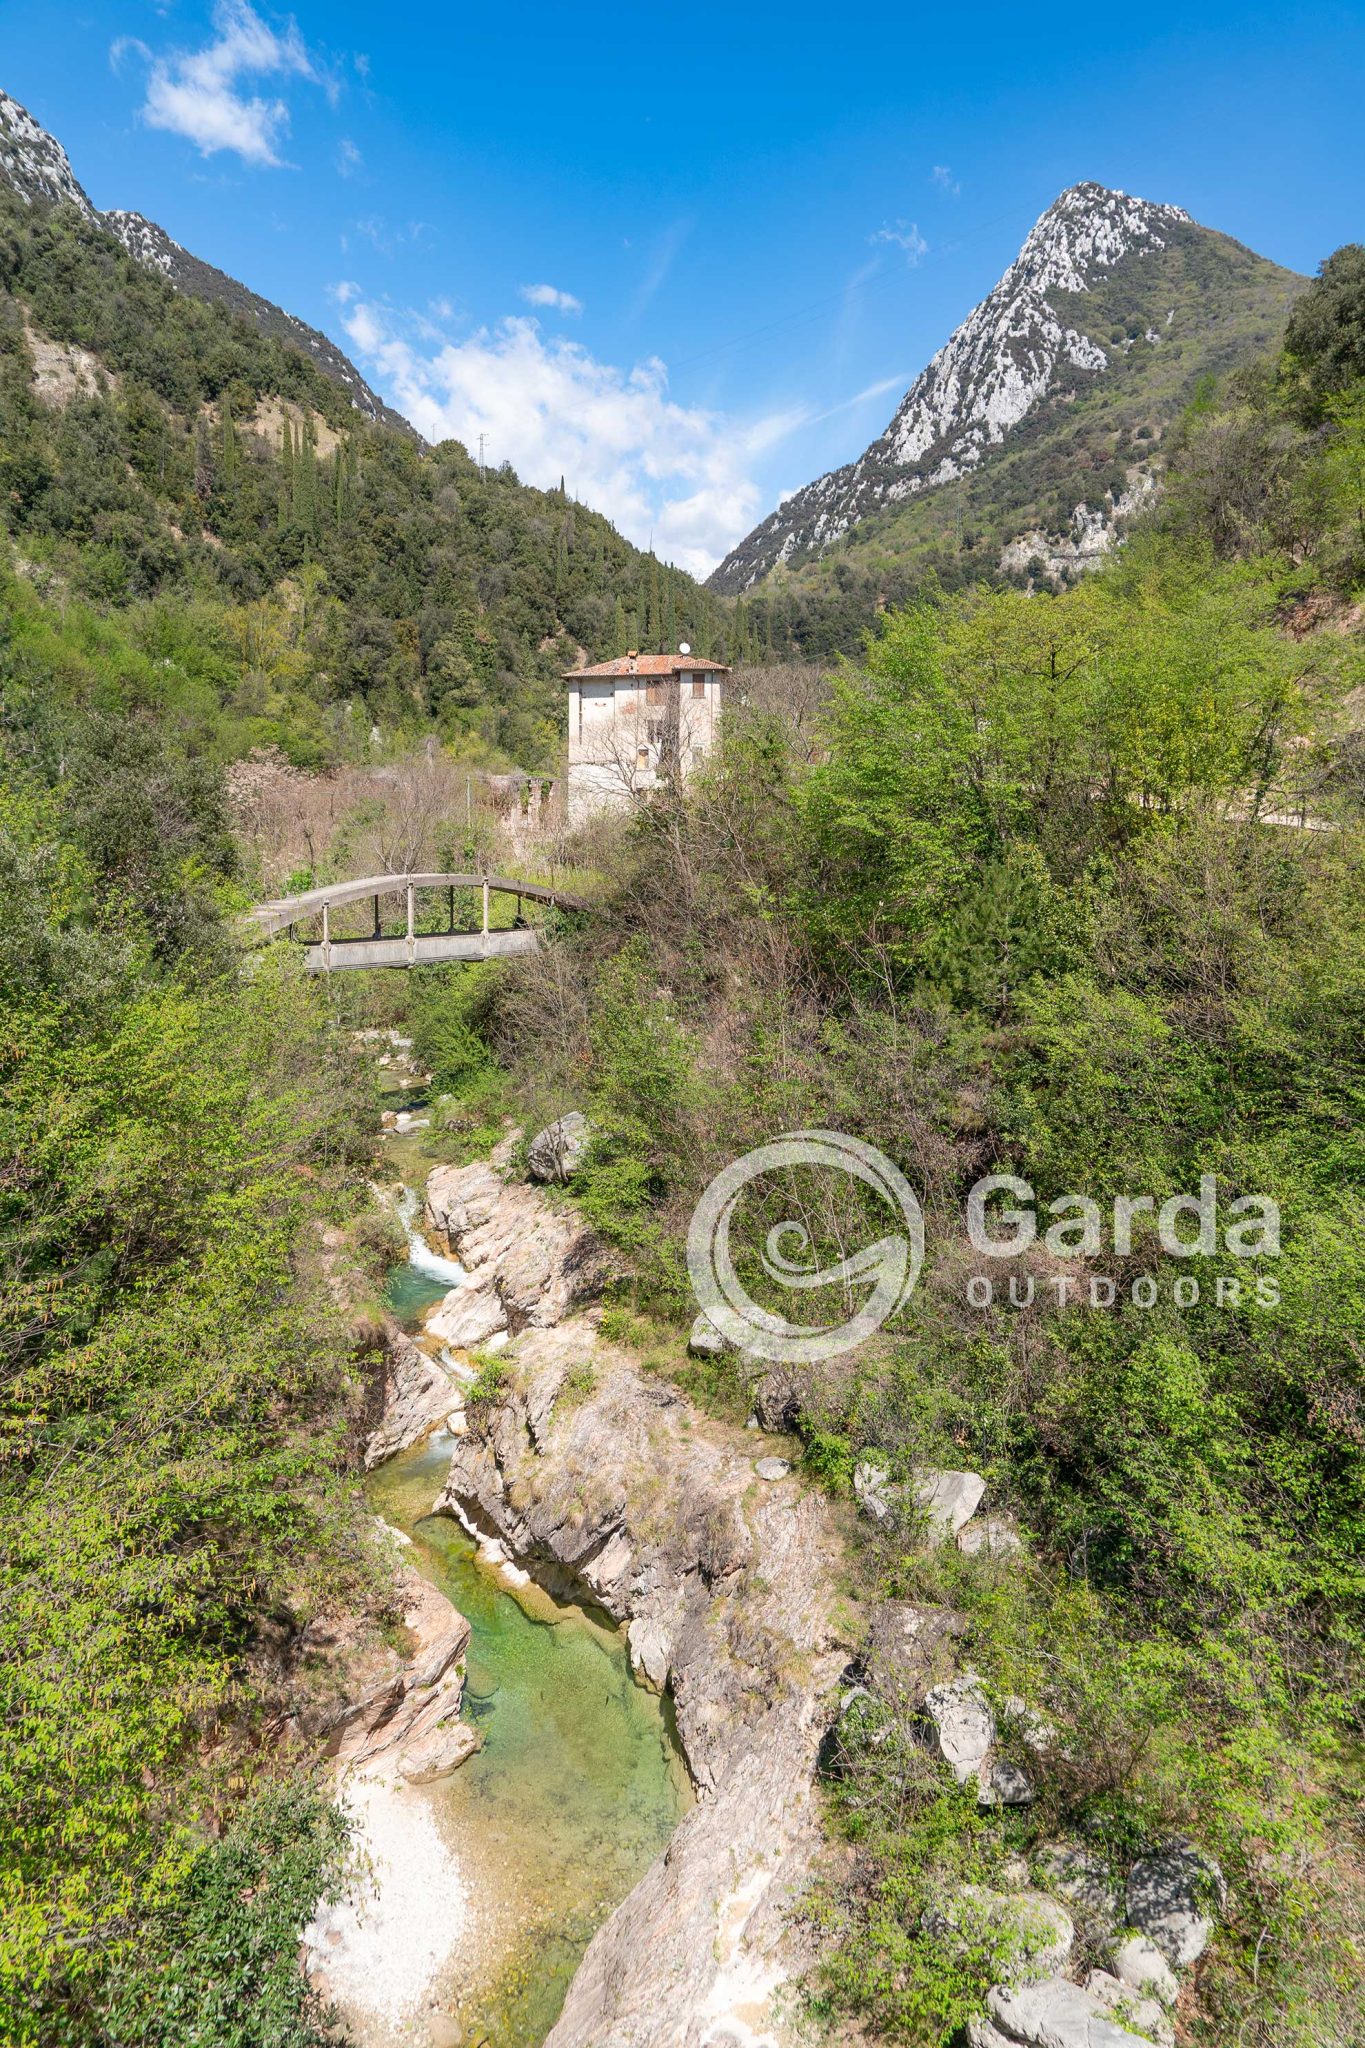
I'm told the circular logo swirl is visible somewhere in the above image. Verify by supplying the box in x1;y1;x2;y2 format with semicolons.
686;1130;924;1363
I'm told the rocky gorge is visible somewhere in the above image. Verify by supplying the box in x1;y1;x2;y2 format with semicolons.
328;1052;1226;2048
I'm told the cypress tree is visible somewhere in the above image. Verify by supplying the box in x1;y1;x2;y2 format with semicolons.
279;417;295;525
220;395;237;489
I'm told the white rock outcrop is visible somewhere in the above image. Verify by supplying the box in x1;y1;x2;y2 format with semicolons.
925;1673;996;1783
363;1330;460;1469
305;1566;478;1788
1108;1933;1181;2007
424;1157;603;1339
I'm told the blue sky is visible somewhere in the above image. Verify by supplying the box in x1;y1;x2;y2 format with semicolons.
4;0;1364;573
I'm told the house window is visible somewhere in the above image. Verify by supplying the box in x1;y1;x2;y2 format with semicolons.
691;675;705;699
636;746;649;769
646;719;664;745
646;681;663;706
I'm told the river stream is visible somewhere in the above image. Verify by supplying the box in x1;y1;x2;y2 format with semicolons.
358;1068;689;2048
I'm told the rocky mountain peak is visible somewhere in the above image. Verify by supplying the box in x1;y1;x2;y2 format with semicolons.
1012;182;1191;296
0;88;95;217
710;182;1201;593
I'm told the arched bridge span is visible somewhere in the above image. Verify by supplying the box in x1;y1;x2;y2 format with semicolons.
246;872;592;973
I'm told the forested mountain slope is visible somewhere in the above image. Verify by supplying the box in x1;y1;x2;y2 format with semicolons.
0;86;413;435
0;187;735;769
710;184;1305;654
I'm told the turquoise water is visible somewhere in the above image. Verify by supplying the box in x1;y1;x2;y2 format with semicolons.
384;1259;451;1326
368;1440;690;2047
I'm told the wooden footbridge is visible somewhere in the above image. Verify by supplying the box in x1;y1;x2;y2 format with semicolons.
245;872;592;972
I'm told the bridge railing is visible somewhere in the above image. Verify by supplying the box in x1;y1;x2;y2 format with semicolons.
247;871;593;941
243;871;593;970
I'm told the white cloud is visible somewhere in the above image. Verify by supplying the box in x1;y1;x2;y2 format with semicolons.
871;220;929;265
519;282;583;315
931;164;961;196
336;300;794;577
351;214;429;256
336;136;363;176
127;0;316;167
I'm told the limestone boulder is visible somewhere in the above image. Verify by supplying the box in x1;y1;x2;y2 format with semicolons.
1108;1934;1180;2007
397;1718;481;1782
854;1461;894;1519
1032;1843;1121;1931
866;1601;966;1710
924;1673;995;1783
749;1363;802;1431
425;1280;507;1350
979;1757;1035;1808
527;1110;590;1182
1126;1839;1226;1968
987;1976;1159;2047
958;1514;1023;1558
627;1615;672;1689
688;1311;726;1357
915;1467;987;1544
1086;1969;1175;2048
922;1887;1073;1982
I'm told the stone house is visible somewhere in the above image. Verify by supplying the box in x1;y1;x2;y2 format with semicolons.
564;647;729;820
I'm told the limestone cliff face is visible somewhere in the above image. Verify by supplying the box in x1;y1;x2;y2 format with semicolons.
434;1318;852;2048
708;182;1300;594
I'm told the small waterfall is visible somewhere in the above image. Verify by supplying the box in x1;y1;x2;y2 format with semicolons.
395;1186;465;1288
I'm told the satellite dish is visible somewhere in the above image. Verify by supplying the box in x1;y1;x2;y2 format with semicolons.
679;641;691;656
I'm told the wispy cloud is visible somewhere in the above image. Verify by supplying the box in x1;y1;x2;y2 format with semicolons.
812;373;908;425
115;1;316;168
629;217;693;318
334;296;798;577
520;282;583;316
336;136;363;177
871;220;929;265
931;164;961;196
347;215;430;257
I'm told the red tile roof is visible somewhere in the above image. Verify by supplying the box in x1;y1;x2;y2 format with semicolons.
564;653;729;679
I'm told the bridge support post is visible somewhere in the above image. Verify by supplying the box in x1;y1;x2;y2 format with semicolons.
405;880;416;966
481;877;490;957
321;900;331;973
